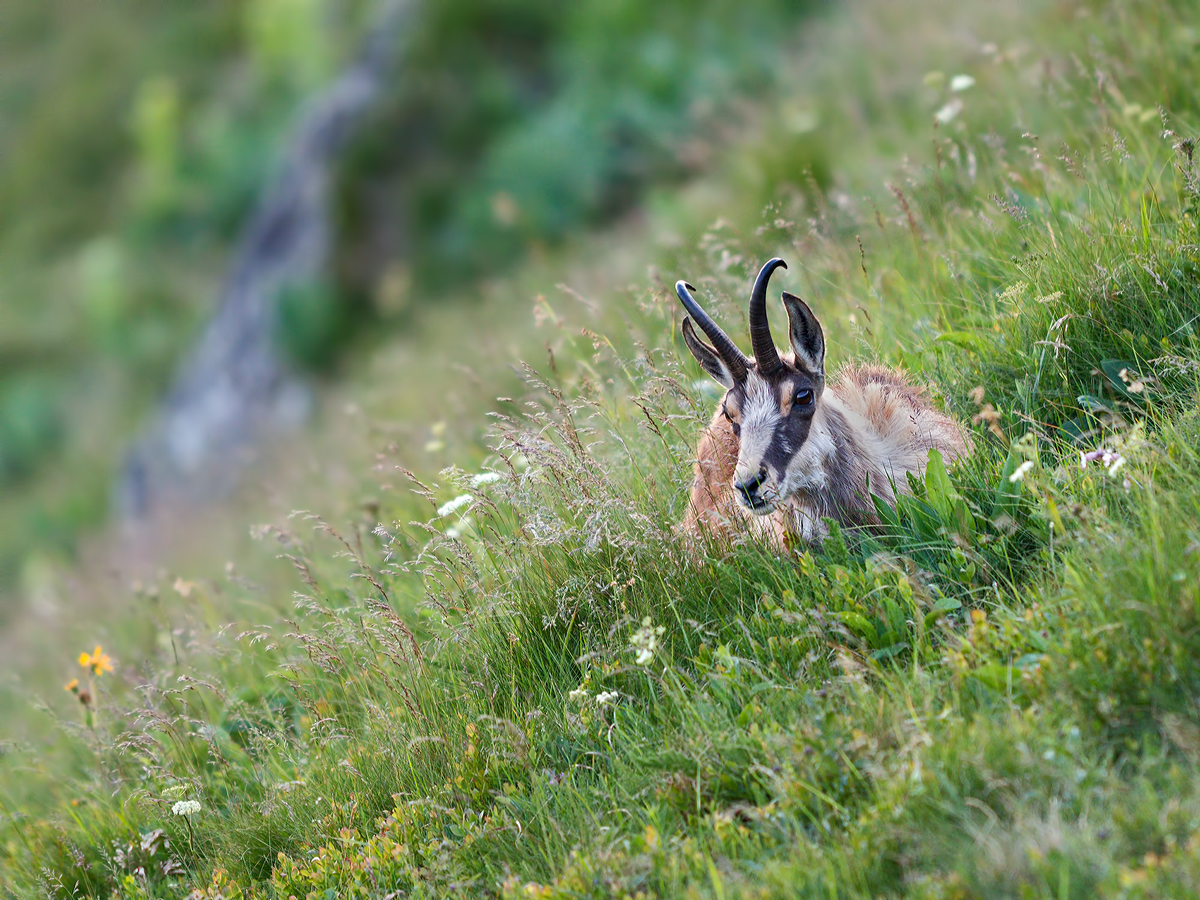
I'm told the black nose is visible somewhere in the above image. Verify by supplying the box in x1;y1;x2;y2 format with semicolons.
734;469;767;502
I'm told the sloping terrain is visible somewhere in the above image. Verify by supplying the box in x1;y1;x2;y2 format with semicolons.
5;0;1200;896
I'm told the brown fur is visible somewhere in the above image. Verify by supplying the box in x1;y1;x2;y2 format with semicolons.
682;408;741;533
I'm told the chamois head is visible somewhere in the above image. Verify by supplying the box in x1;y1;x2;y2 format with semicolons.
677;258;828;515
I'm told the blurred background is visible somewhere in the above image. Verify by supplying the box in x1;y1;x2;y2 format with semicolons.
12;1;1200;892
0;0;825;624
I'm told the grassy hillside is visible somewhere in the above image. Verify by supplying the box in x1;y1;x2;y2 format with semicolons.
5;0;1200;896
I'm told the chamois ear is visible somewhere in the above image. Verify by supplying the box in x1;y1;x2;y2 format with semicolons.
682;317;736;389
781;291;825;377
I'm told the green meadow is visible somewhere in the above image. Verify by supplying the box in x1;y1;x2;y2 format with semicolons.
5;0;1200;896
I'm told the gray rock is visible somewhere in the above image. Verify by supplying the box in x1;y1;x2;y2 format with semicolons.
120;2;411;517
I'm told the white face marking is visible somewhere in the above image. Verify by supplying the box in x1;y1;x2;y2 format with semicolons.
733;371;781;496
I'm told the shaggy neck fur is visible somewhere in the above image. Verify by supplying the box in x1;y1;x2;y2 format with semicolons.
779;392;889;530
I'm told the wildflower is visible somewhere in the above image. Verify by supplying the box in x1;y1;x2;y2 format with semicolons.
629;617;665;666
469;472;503;488
935;98;963;125
1080;448;1126;477
173;577;198;598
64;678;79;693
1008;460;1034;483
171;800;202;817
437;494;473;517
595;691;619;706
567;687;590;703
78;645;113;676
950;74;976;92
139;828;165;853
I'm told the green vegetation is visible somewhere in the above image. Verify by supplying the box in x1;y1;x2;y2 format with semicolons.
6;0;1200;896
0;0;812;604
339;0;813;293
0;0;371;595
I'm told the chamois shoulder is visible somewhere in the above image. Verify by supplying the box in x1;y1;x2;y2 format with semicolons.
836;361;925;398
829;362;967;462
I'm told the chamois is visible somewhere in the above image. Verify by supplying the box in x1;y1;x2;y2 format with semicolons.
677;258;967;545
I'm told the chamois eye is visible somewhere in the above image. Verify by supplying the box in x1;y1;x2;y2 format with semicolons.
720;404;741;435
795;389;815;407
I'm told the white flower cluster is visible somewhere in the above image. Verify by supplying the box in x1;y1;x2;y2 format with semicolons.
437;494;474;517
629;617;665;666
933;73;975;125
567;687;619;707
171;799;201;817
1008;460;1035;483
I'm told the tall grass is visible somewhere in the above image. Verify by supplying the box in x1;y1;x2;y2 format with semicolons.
5;0;1200;896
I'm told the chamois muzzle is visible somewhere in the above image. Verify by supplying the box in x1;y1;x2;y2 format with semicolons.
734;468;769;508
748;258;787;376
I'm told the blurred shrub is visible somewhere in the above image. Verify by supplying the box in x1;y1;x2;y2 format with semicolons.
340;0;819;291
244;0;336;91
131;76;183;214
275;279;358;371
0;374;63;484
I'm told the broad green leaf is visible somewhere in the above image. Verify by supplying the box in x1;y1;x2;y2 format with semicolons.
837;611;877;644
1076;394;1112;412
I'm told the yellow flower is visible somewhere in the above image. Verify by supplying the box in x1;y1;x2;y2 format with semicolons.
64;678;79;693
78;645;114;676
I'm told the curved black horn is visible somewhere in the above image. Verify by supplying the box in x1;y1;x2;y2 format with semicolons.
675;280;748;382
748;258;787;376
